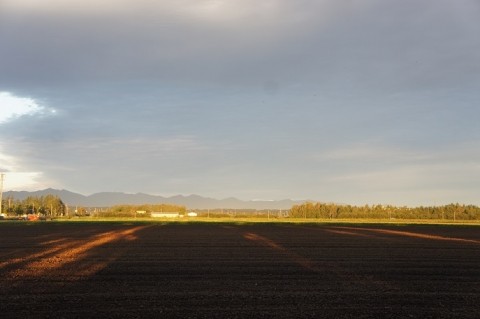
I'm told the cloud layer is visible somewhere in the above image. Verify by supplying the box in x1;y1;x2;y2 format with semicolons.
1;0;479;205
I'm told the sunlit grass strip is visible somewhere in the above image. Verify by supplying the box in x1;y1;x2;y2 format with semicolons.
11;216;478;226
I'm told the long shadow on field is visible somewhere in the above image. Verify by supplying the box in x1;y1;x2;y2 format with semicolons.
243;232;318;272
324;226;480;245
242;227;400;293
0;225;150;283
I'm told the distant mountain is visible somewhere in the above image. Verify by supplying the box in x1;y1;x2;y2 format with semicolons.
3;189;306;209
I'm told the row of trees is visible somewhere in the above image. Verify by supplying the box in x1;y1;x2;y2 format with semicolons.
1;195;67;217
3;194;479;220
290;202;480;220
0;197;186;218
95;204;187;218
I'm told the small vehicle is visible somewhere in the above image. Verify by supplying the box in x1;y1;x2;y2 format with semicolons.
26;214;39;221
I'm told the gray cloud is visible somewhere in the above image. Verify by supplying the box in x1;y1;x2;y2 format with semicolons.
2;0;478;90
1;0;479;204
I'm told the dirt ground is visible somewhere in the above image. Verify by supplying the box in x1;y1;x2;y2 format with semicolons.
0;222;479;318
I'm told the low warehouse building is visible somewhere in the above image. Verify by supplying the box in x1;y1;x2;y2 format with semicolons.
151;212;180;218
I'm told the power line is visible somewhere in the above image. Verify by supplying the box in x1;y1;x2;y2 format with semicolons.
0;173;5;216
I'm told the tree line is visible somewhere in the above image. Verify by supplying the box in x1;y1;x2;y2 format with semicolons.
1;195;66;217
94;204;187;218
3;194;479;220
1;197;186;218
290;202;480;220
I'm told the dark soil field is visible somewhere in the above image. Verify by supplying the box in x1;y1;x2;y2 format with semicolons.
0;221;479;318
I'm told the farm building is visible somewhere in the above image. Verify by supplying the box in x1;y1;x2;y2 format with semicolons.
151;212;180;218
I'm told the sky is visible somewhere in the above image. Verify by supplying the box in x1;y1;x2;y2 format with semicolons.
1;0;479;206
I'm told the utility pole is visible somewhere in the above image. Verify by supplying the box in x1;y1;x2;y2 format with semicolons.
0;173;4;216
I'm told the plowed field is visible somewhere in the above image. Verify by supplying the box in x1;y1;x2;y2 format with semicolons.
1;222;479;318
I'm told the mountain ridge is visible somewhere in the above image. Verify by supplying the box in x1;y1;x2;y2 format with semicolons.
3;189;306;209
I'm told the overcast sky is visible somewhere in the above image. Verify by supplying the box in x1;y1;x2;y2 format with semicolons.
1;0;479;206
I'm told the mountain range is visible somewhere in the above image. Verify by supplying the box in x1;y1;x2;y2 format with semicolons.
3;188;306;210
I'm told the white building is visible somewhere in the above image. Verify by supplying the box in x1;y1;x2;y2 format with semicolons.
151;212;180;218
